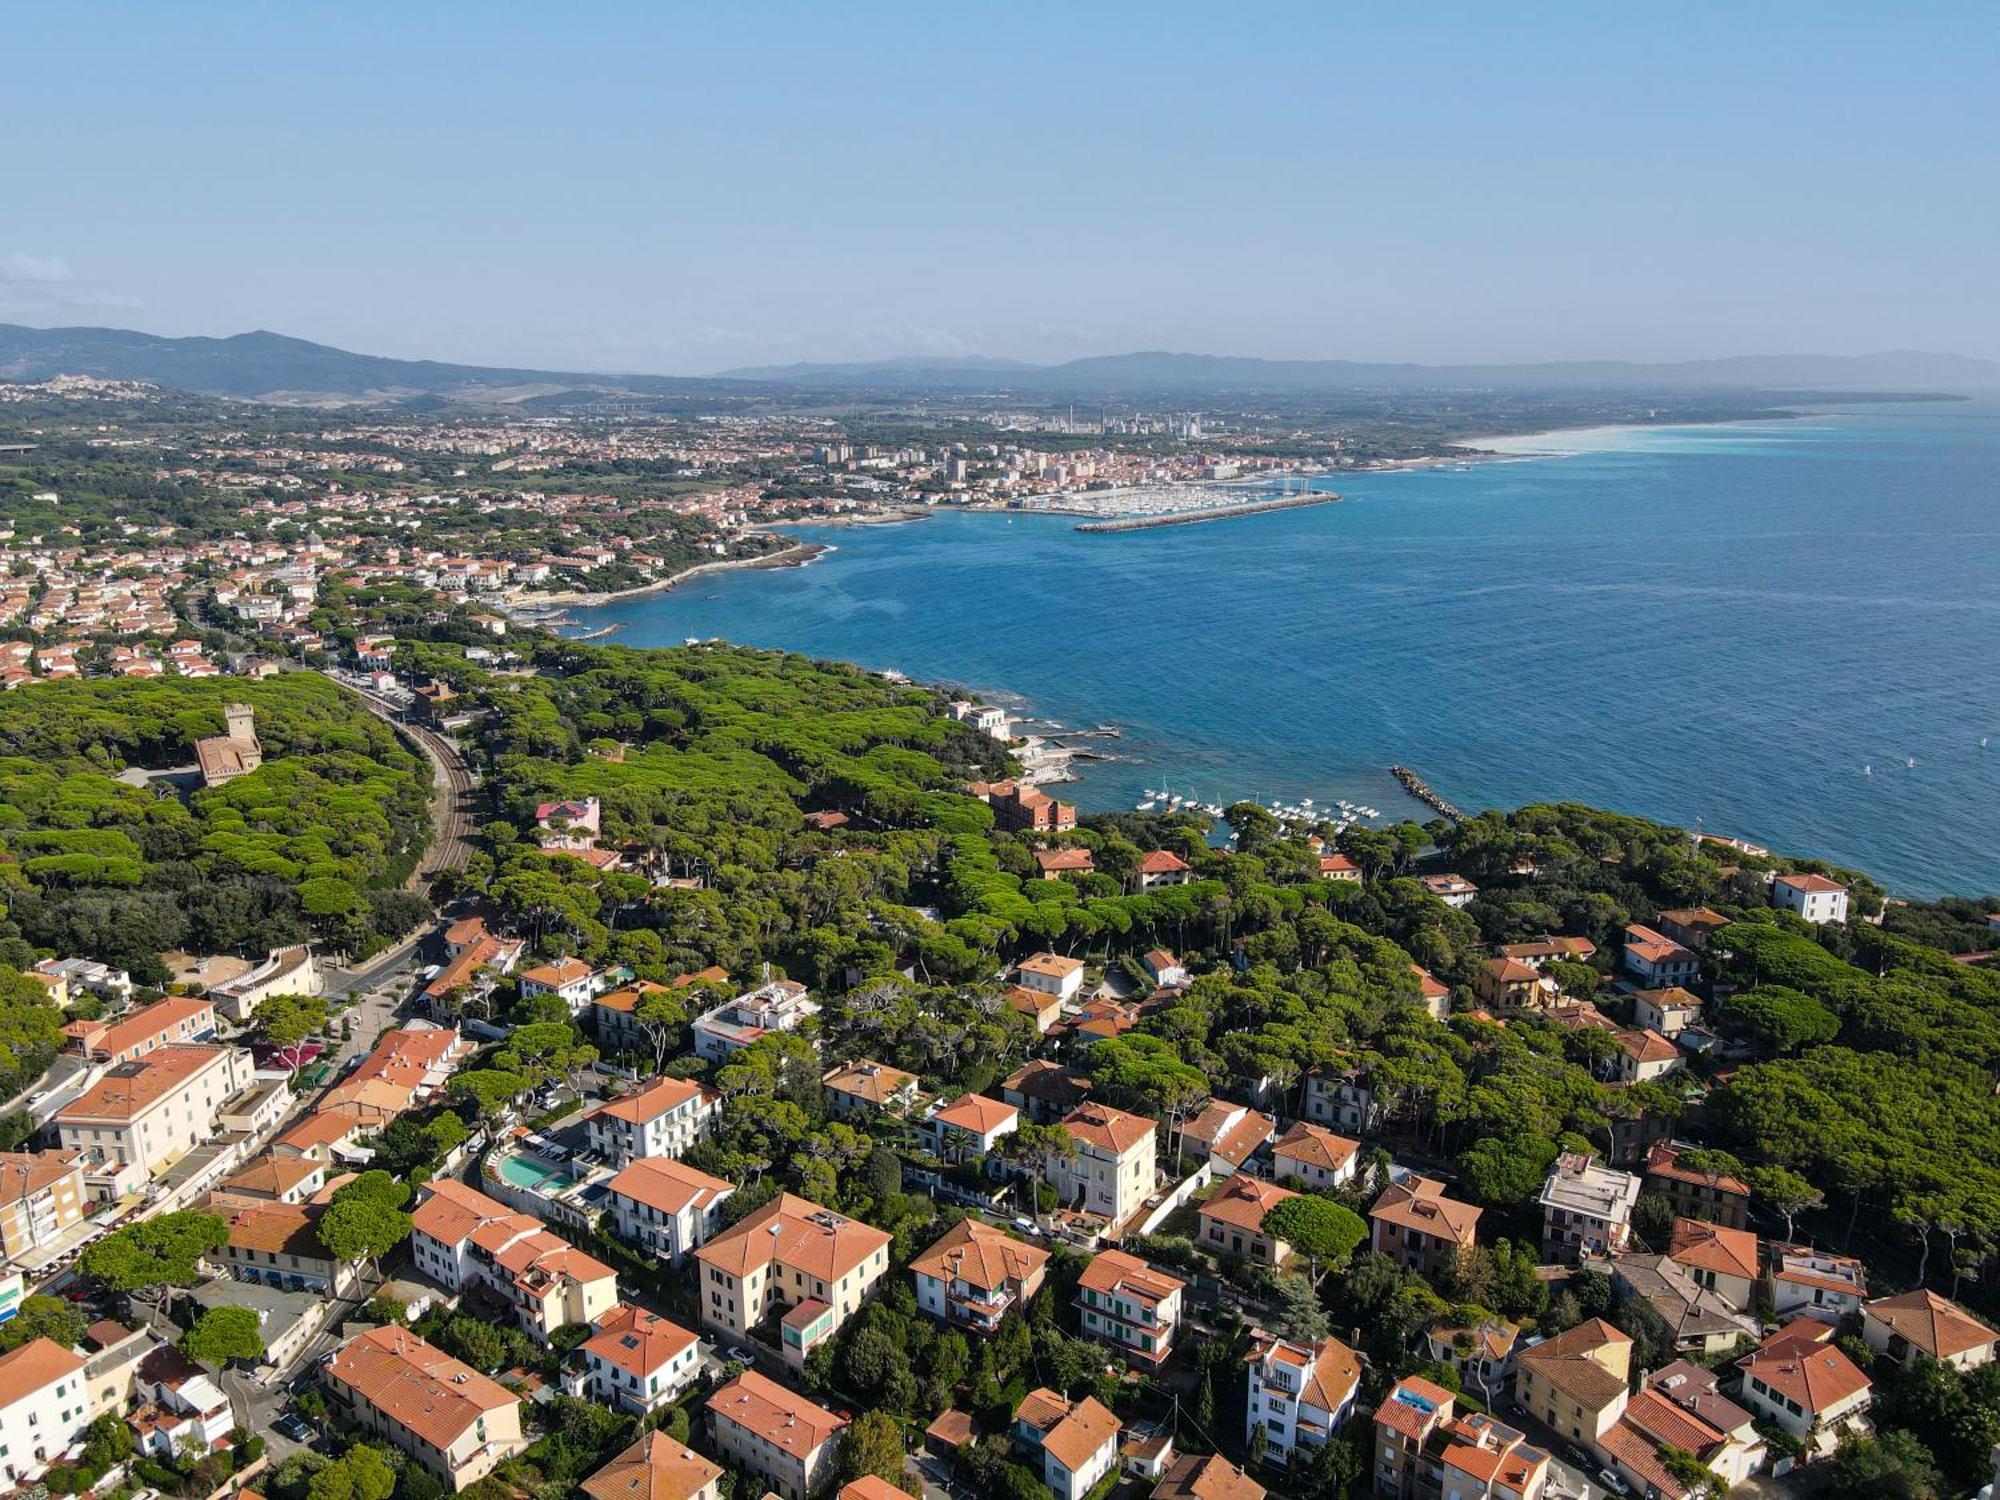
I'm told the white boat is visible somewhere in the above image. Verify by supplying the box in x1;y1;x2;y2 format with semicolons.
1137;799;1159;811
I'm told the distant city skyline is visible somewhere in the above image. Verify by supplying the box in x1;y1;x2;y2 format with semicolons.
8;4;1996;373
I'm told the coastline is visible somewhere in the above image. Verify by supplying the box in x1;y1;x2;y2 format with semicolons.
507;540;829;610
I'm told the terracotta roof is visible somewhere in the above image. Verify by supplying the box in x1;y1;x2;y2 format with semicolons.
1517;1319;1632;1410
1412;964;1450;1000
925;1409;977;1448
606;1156;733;1218
583;1431;724;1500
57;1044;233;1123
1625;925;1694;965
1484;957;1542;985
1371;1176;1482;1247
1019;952;1085;980
931;1093;1018;1137
70;997;213;1059
1153;1453;1265;1500
220;1154;323;1200
1200;1174;1297;1235
707;1369;845;1459
1001;1060;1091;1109
910;1218;1048;1293
1620;1387;1726;1457
1182;1100;1275;1168
1078;1248;1183;1305
1034;848;1095;874
1644;1145;1751;1197
0;1149;82;1206
1865;1289;2000;1361
822;1060;917;1105
1738;1338;1869;1413
1775;872;1846;893
1017;1388;1118;1473
694;1192;890;1285
1139;850;1191;874
0;1337;85;1409
1668;1218;1760;1283
1598;1418;1694;1500
1062;1102;1155;1156
593;1074;713;1125
838;1480;912;1500
1616;1028;1681;1065
220;1200;329;1261
1272;1120;1360;1175
1247;1330;1361;1417
325;1326;516;1451
1373;1375;1457;1440
582;1304;698;1379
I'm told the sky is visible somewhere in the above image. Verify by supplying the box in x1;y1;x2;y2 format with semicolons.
5;3;1997;374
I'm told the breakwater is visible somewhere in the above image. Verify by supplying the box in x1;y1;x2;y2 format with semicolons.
1074;491;1339;533
1391;765;1464;821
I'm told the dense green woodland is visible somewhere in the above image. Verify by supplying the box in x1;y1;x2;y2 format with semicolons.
0;673;432;986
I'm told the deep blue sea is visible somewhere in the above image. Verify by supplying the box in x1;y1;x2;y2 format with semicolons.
575;401;2000;898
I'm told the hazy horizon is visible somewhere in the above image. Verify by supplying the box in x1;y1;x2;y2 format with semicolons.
8;4;1996;375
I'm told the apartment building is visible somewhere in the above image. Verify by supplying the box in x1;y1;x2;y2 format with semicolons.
585;1075;723;1167
322;1326;526;1491
1371;1177;1482;1278
1244;1328;1361;1465
578;1303;702;1415
0;1151;86;1265
693;1193;891;1370
1075;1248;1184;1368
1642;1144;1751;1230
1374;1375;1461;1500
692;979;819;1063
910;1218;1049;1333
1013;1387;1120;1500
0;1338;91;1484
1198;1175;1299;1267
1303;1064;1386;1134
1513;1320;1632;1447
216;1200;358;1295
409;1179;618;1343
1047;1103;1157;1233
583;1431;722;1500
605;1156;733;1264
1771;1246;1868;1319
54;1044;254;1179
705;1370;846;1500
61;996;214;1063
1538;1154;1641;1263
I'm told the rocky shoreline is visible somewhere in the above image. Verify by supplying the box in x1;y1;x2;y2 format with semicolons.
506;540;829;611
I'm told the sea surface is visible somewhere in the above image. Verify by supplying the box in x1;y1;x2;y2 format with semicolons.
574;400;2000;898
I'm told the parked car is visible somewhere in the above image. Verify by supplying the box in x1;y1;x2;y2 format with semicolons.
1597;1469;1632;1496
723;1345;755;1366
274;1414;316;1443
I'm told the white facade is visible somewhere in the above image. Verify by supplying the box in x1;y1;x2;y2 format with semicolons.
0;1340;90;1484
691;980;819;1063
1771;874;1850;925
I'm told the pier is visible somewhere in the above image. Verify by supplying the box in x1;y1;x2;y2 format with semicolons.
1074;490;1339;533
1391;764;1464;821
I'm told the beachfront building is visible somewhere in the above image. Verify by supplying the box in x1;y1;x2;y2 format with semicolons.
322;1326;526;1491
1076;1248;1184;1368
585;1075;723;1167
605;1156;734;1264
693;1193;891;1370
1771;872;1850;925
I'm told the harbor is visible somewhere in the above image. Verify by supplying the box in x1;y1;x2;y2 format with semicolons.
1074;489;1340;532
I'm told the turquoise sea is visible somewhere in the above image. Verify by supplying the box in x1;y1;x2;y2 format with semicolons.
575;400;2000;898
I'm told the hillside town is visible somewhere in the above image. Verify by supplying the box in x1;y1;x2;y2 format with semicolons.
0;376;1993;1500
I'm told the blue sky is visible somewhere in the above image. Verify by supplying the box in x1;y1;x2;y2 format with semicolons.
6;3;1995;372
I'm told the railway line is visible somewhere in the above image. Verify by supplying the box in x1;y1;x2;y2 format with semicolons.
322;674;478;880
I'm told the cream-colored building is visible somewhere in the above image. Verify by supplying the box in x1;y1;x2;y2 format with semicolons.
1513;1319;1632;1447
705;1369;845;1500
584;1075;723;1167
1047;1102;1157;1233
0;1338;92;1484
54;1044;254;1180
211;945;321;1023
693;1192;890;1370
323;1325;526;1491
0;1151;87;1265
409;1179;619;1344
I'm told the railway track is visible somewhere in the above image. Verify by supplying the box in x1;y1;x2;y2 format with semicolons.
323;675;477;879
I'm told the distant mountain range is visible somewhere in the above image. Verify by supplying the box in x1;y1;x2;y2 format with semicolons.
2;322;1995;404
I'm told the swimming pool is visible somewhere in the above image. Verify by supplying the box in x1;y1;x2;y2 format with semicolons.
496;1153;578;1193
